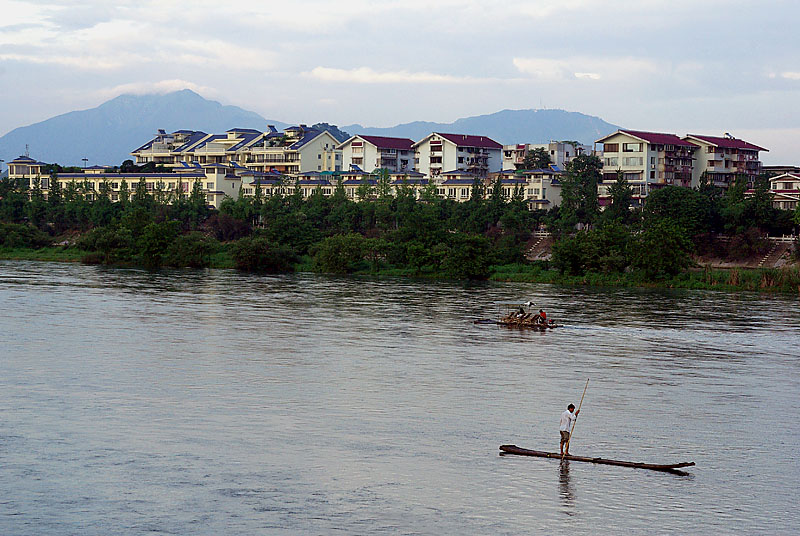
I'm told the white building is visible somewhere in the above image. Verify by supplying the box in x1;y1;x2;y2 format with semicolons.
413;133;502;179
595;130;698;207
502;142;590;170
683;134;767;189
131;125;342;176
131;129;209;168
766;172;800;211
338;135;415;173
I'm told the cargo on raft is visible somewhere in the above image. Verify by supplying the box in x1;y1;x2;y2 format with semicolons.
474;304;560;329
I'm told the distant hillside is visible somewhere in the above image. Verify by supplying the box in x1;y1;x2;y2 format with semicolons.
342;109;620;146
0;90;289;166
0;93;620;167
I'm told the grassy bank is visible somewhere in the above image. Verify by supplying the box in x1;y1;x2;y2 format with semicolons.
3;247;798;294
0;246;88;263
489;262;800;294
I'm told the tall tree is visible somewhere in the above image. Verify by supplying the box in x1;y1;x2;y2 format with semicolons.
604;171;633;223
521;147;551;170
558;154;602;230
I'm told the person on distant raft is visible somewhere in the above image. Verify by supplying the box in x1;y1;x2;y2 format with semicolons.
534;309;547;324
560;403;579;456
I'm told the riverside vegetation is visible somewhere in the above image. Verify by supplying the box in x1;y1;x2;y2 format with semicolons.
1;155;799;292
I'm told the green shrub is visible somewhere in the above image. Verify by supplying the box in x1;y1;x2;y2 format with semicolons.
630;220;692;279
137;221;179;269
0;223;52;249
440;233;493;280
165;232;219;268
232;236;296;272
311;233;365;273
78;226;135;263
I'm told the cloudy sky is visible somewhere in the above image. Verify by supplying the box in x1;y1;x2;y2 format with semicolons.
1;0;798;163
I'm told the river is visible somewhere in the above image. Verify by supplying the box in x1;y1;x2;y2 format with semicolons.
1;261;798;535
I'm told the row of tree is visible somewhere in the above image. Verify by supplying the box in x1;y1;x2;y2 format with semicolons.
1;154;798;279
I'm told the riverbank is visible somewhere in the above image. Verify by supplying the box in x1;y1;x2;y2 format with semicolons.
489;262;800;294
3;247;799;295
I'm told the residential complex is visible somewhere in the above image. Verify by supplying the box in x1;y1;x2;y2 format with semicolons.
6;123;784;212
595;130;767;206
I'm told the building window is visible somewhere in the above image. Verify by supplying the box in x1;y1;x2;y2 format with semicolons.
604;143;619;153
206;182;213;189
623;143;642;152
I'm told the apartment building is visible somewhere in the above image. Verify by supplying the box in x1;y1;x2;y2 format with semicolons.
595;130;698;207
131;125;342;175
683;134;767;188
502;142;590;170
489;168;563;208
413;133;502;179
131;129;209;168
338;135;415;173
242;125;342;174
6;154;244;207
767;173;800;211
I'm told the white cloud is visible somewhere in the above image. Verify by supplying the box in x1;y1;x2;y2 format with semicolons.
780;72;800;80
305;66;501;84
513;56;659;81
0;52;127;70
94;80;217;100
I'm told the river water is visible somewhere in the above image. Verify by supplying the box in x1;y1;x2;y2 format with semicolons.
1;260;798;535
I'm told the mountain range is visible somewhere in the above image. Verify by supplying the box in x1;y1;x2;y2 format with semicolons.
0;90;620;167
341;109;618;148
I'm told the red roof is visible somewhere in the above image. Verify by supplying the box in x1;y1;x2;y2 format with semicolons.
358;135;415;151
685;134;767;152
613;130;698;148
436;133;502;149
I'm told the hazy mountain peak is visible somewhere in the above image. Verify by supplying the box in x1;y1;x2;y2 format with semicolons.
1;92;619;167
341;108;619;146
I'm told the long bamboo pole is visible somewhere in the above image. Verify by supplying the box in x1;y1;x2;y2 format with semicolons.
562;378;589;461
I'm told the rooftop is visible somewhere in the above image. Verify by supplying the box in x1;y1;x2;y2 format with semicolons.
436;133;503;149
685;134;768;152
598;129;698;148
355;135;415;151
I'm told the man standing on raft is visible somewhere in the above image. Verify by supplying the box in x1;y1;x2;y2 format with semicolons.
560;403;580;456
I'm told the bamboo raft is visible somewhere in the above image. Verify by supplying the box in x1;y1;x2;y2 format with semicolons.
474;319;560;329
499;445;695;474
474;304;560;329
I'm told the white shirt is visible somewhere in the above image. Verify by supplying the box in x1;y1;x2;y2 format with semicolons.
560;410;576;432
